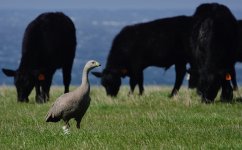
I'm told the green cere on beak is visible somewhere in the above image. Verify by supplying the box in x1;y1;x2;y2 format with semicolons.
95;61;101;67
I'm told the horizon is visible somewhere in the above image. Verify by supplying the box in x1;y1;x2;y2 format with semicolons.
0;0;241;11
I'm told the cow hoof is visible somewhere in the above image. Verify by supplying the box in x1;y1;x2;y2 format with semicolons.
128;91;133;96
170;90;178;98
169;92;177;98
18;98;29;103
36;96;47;104
201;98;213;104
220;97;233;103
233;87;238;91
221;92;233;103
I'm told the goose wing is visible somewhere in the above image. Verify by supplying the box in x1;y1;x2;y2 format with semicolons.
45;93;77;122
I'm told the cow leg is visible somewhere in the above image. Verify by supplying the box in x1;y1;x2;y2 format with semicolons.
42;79;52;102
170;64;186;97
221;79;233;102
187;66;199;89
137;72;144;95
62;65;72;93
35;84;44;103
36;72;53;103
129;76;137;95
230;67;238;91
39;72;54;103
129;71;144;95
35;86;48;103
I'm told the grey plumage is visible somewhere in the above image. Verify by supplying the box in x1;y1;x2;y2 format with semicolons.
45;60;101;130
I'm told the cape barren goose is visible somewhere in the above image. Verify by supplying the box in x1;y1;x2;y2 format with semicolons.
45;60;101;133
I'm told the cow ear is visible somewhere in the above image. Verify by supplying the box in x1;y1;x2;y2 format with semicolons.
2;68;16;77
92;72;103;78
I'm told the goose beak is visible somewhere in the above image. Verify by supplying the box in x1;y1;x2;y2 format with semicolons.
96;62;101;67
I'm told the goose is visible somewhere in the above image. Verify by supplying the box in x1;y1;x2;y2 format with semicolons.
45;60;101;133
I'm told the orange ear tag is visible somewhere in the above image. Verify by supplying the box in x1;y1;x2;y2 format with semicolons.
225;73;231;81
38;74;45;81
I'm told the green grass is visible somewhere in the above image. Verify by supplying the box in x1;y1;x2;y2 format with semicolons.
0;86;242;149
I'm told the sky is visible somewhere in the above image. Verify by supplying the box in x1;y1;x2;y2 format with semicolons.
0;0;241;11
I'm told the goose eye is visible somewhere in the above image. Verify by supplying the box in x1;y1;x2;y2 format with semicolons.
92;61;95;64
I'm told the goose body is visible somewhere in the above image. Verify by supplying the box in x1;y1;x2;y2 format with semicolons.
45;60;100;131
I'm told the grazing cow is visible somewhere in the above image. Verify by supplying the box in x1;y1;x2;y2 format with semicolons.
188;21;242;92
2;12;76;103
92;16;193;97
189;3;238;102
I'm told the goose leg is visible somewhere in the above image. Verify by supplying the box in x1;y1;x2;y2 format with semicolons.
76;121;81;129
75;117;83;129
62;121;70;134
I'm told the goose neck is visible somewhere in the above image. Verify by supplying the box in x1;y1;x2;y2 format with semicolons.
82;67;89;86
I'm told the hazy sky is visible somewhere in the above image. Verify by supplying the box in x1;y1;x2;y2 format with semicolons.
0;0;241;11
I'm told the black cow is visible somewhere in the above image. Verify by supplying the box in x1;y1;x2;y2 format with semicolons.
189;3;238;102
2;12;76;103
92;16;193;97
189;20;242;91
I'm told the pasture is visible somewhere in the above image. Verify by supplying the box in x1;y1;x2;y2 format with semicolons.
0;86;242;149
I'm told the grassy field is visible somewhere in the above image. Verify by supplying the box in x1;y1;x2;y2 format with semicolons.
0;86;242;149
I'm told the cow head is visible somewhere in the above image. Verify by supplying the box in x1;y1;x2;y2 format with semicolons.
196;73;219;102
2;68;37;102
92;69;121;97
197;70;233;103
